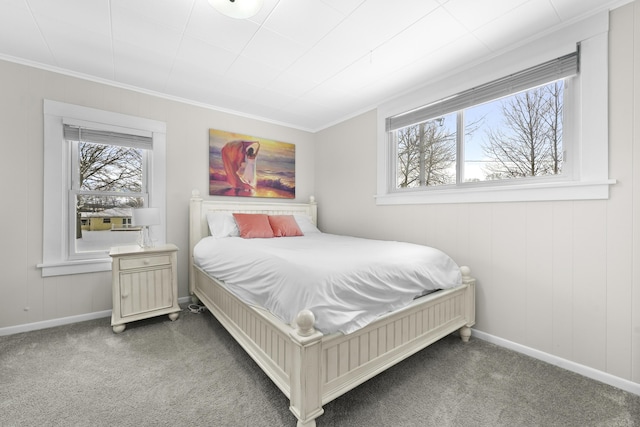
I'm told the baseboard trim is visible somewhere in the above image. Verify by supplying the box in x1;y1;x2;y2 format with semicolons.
2;308;638;396
472;328;640;397
0;310;112;336
0;296;193;337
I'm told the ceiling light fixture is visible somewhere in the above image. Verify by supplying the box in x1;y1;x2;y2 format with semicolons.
209;0;264;19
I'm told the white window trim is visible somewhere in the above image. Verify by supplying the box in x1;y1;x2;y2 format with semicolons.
39;100;167;277
376;11;615;205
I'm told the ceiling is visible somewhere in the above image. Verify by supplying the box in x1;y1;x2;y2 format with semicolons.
0;0;629;132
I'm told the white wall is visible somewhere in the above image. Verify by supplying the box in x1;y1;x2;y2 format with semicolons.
0;0;637;392
0;61;315;330
314;2;640;386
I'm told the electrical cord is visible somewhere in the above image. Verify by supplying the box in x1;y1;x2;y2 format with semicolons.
187;303;207;314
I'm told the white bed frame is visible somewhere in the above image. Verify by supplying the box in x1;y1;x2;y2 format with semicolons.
189;190;476;426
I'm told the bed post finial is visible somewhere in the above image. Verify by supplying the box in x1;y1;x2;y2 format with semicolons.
460;266;472;283
309;195;316;204
191;189;201;199
295;309;316;337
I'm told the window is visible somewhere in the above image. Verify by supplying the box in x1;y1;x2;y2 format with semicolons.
389;52;574;188
39;101;166;277
65;124;150;259
376;12;615;205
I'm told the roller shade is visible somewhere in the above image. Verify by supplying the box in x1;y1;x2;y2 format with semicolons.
63;124;153;150
386;48;579;132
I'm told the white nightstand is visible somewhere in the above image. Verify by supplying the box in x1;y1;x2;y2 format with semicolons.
109;243;180;333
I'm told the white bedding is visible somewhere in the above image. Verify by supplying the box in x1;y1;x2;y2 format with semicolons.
193;233;461;334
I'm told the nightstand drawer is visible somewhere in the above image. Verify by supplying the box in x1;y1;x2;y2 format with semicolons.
119;254;171;270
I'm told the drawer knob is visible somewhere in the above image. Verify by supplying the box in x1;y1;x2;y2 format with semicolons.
143;258;151;265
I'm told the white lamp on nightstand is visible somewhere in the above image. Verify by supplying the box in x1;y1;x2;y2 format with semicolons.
132;207;160;248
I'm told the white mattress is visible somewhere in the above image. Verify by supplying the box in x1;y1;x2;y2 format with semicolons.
193;233;462;334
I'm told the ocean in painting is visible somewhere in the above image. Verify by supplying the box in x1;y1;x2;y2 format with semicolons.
208;130;295;199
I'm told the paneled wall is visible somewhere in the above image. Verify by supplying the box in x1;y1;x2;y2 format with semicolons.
0;61;315;330
314;3;640;385
0;0;637;392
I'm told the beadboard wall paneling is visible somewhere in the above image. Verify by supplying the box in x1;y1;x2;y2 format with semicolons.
314;2;640;387
571;201;607;371
524;202;553;354
490;204;527;343
550;202;574;361
607;5;635;380
632;0;640;385
1;61;31;327
465;203;492;332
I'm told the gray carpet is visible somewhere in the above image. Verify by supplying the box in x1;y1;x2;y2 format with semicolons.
1;307;639;427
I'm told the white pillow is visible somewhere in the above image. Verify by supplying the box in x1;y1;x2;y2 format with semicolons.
294;214;321;234
206;212;239;238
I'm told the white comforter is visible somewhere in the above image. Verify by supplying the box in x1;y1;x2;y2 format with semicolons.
193;233;461;334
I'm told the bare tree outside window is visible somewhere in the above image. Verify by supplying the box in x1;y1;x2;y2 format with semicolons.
396;116;456;188
74;141;145;246
481;81;563;180
392;80;566;188
79;142;143;193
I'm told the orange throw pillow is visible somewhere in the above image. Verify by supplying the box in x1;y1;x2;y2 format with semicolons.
268;215;304;237
232;213;275;238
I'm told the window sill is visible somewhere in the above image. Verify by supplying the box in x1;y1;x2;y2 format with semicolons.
37;258;112;277
375;179;616;205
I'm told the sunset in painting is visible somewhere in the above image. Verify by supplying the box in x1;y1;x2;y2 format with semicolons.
209;129;295;198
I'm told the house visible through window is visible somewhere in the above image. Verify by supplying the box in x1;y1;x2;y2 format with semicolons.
65;125;150;258
40;101;166;277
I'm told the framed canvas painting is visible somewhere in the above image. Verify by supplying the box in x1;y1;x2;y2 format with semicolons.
209;129;295;198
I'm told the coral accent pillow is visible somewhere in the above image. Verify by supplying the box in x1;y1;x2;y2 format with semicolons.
232;213;274;238
268;215;304;237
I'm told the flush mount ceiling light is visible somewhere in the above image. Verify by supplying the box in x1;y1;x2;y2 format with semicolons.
209;0;264;19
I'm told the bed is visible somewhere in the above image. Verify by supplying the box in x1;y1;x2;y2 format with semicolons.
188;190;476;426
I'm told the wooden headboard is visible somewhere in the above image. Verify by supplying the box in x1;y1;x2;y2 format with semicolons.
188;189;318;294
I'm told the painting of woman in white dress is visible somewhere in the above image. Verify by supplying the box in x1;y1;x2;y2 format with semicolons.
241;142;260;190
209;129;295;199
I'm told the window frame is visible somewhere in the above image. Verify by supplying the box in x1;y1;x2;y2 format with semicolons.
39;100;167;277
67;131;149;260
376;12;615;205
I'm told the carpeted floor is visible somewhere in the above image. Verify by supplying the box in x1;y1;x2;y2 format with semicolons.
1;307;639;427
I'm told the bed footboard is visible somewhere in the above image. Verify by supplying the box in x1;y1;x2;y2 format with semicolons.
192;264;475;427
192;267;294;396
317;274;475;405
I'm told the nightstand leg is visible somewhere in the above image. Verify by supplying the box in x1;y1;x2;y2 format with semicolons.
113;324;126;334
168;312;179;321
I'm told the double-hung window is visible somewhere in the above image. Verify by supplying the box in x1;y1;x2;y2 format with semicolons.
376;12;615;205
40;101;166;277
65;123;151;259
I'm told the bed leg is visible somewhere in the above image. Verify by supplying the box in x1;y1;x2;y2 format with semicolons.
460;266;476;343
290;310;324;427
459;325;472;342
190;295;200;305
